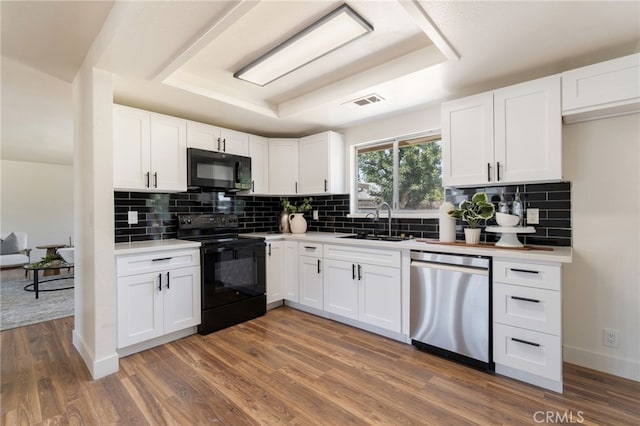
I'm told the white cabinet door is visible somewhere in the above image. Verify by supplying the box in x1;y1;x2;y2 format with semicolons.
220;128;249;156
358;264;401;332
299;131;345;194
442;92;495;187
248;135;269;194
268;138;299;194
117;272;164;348
324;259;358;320
284;241;299;302
299;255;323;309
113;105;151;190
494;75;562;184
186;120;222;151
266;241;284;304
562;53;640;121
150;114;187;192
163;266;201;334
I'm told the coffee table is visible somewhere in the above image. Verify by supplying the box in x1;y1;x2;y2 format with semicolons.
36;244;68;276
23;263;74;299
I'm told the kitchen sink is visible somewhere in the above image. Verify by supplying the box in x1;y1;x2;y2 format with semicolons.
339;234;414;242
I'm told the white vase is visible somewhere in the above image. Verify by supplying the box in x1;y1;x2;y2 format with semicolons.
289;213;307;234
464;228;481;245
438;202;456;242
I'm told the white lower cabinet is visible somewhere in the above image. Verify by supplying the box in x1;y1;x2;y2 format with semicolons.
116;248;201;350
492;258;563;392
299;244;324;310
323;245;402;333
283;241;299;302
266;241;284;304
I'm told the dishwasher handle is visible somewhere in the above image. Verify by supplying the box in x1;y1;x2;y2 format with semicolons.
410;259;489;276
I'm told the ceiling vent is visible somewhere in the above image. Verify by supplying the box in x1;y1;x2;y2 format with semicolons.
345;93;385;107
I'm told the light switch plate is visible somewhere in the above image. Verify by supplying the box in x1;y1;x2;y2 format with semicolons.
128;211;138;225
312;210;319;220
526;208;539;225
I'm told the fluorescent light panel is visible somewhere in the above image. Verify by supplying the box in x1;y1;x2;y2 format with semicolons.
234;4;373;86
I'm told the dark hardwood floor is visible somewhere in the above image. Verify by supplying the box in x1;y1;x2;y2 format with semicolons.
2;306;639;425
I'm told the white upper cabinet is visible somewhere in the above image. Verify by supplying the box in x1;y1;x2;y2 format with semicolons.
299;131;345;194
248;134;269;194
268;138;299;195
150;114;188;192
494;75;562;184
220;128;249;156
562;53;640;123
186;121;249;156
113;105;186;192
442;75;562;187
442;92;494;187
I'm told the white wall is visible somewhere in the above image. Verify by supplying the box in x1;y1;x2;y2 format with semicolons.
562;113;640;381
0;160;74;259
71;64;118;380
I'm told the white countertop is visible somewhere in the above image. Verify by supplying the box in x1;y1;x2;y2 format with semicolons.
242;232;572;263
114;239;201;255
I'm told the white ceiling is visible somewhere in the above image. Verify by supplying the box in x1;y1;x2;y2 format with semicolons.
1;1;639;165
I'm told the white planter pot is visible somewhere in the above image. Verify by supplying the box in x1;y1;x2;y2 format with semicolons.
289;213;307;234
464;228;481;245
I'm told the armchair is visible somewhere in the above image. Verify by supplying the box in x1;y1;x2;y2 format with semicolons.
1;232;32;276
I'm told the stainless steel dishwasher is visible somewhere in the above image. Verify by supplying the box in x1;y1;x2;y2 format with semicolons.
410;251;493;371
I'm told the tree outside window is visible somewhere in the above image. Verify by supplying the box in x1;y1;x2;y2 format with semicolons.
356;134;443;212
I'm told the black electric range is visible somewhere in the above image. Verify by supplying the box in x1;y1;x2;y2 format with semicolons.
177;214;266;334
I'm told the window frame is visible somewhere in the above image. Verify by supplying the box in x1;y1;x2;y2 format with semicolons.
350;129;443;218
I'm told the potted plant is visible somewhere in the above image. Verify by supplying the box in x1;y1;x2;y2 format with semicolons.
281;197;313;234
447;192;495;244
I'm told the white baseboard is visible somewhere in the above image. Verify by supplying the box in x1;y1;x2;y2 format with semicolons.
563;344;640;382
72;329;119;380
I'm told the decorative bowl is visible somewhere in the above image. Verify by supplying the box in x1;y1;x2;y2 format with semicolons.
496;212;520;227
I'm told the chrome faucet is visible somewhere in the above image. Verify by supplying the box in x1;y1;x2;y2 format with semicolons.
376;202;392;237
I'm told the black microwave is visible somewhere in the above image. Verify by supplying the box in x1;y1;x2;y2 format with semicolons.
187;148;252;192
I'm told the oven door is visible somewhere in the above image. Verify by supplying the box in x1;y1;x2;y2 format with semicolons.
201;240;266;309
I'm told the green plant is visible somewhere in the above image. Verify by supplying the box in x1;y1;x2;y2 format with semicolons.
34;253;65;267
448;192;495;228
281;197;313;213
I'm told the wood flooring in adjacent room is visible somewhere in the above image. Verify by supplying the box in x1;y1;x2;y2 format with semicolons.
2;306;639;425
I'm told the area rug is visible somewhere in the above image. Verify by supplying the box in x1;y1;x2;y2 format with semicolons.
1;274;74;331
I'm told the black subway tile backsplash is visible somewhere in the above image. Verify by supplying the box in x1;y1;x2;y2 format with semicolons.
114;181;571;247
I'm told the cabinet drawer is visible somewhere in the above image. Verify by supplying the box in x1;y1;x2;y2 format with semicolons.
493;323;562;382
493;283;560;335
493;259;560;291
299;243;323;256
117;249;200;277
324;244;400;267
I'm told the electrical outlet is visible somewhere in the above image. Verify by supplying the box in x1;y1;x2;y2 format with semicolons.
526;208;540;225
603;328;619;348
312;210;319;220
128;210;138;225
